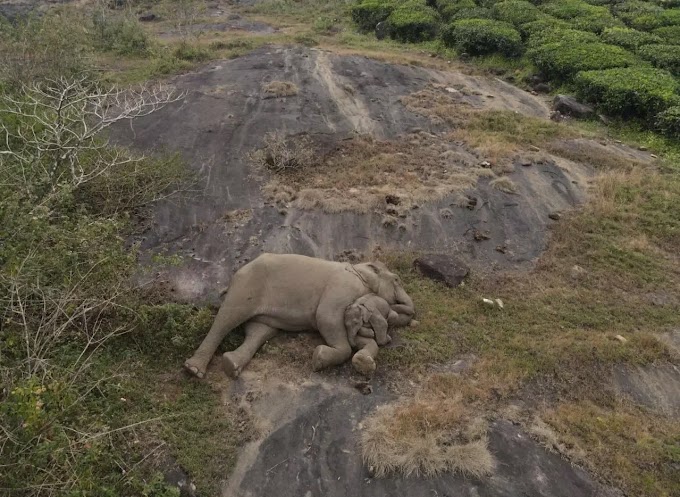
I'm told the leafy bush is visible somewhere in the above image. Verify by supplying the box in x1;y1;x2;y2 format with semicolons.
387;0;440;42
527;27;599;48
529;42;637;79
491;0;541;26
92;9;150;56
540;0;622;32
638;44;680;73
612;0;663;25
442;18;523;56
655;106;680;137
436;0;476;20
0;12;89;87
449;6;493;20
653;25;680;44
600;27;663;50
574;66;680;119
173;41;211;61
519;16;572;37
351;0;395;31
627;9;680;31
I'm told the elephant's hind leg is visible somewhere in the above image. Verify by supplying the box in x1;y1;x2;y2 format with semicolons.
223;322;279;378
312;305;353;372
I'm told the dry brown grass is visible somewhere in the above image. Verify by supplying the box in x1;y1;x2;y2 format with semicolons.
489;176;517;194
546;139;651;171
262;80;299;98
254;132;498;214
360;374;495;478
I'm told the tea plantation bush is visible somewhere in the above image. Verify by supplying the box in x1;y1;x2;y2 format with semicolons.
600;26;663;50
655;106;680;137
442;18;522;55
491;0;540;26
575;67;680;119
387;0;440;42
529;42;638;79
526;27;599;49
653;25;680;44
540;0;622;33
435;0;476;21
351;0;395;31
638;44;680;73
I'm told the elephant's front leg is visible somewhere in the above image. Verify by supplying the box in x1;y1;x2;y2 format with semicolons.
222;322;279;378
352;336;379;376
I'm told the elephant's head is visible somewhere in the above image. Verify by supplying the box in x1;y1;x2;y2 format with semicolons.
354;261;414;314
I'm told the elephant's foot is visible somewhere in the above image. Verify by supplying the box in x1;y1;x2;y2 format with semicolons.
183;357;206;379
222;351;243;378
352;352;376;377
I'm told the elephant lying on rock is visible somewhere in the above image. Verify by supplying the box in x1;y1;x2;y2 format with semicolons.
184;253;415;379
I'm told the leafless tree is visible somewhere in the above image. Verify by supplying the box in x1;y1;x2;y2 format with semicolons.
0;76;186;203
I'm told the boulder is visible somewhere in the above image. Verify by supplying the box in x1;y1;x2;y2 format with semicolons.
375;21;389;40
413;254;469;288
553;95;594;119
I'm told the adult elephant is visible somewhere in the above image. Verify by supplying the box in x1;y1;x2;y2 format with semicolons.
184;253;415;379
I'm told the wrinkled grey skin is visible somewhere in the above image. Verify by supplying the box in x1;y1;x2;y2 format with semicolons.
184;253;415;379
345;294;398;347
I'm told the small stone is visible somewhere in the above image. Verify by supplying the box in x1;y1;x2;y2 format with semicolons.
480;160;492;168
530;145;540;152
651;154;658;159
445;87;461;95
615;140;622;144
570;265;587;280
495;298;504;309
549;212;561;221
534;83;550;93
496;245;507;253
473;229;490;241
482;298;495;306
615;335;628;343
409;319;420;327
638;145;648;151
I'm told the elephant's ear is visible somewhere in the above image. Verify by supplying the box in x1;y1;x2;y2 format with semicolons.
366;262;387;274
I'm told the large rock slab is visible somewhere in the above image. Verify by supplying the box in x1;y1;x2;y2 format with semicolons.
553;95;594;119
223;381;621;497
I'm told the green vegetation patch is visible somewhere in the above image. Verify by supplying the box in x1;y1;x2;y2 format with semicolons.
526;27;599;49
653;25;680;44
436;0;476;20
387;0;440;42
539;0;622;33
351;0;395;31
528;42;637;79
519;16;572;37
600;26;663;50
491;0;541;26
574;66;680;119
628;8;680;31
442;18;523;56
638;44;680;73
655;105;680;138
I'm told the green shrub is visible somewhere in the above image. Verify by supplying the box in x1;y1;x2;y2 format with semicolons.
449;6;493;20
92;10;150;56
612;0;663;25
387;1;440;42
574;66;680;119
655;106;680;137
540;0;622;32
628;9;680;31
600;27;663;50
653;25;680;44
173;41;211;61
436;0;476;20
491;0;540;26
527;27;599;48
351;0;395;31
519;16;571;37
638;44;680;73
442;18;523;55
529;42;637;79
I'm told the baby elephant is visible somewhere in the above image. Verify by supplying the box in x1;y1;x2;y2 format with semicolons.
344;293;399;347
